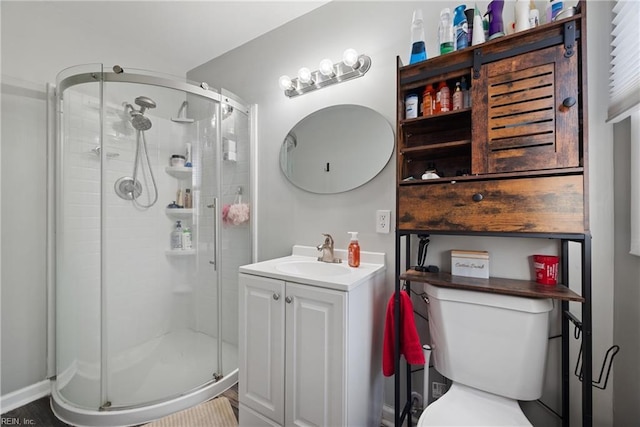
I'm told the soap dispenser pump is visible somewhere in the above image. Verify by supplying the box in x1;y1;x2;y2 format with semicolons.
348;232;360;268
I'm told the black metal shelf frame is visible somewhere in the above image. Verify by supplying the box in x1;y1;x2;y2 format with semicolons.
393;230;593;427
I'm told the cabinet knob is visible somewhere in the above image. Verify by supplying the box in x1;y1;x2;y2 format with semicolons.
273;293;280;301
472;193;484;202
562;97;576;108
285;296;293;304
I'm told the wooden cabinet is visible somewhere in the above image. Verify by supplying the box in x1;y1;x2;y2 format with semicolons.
239;272;384;427
396;14;587;234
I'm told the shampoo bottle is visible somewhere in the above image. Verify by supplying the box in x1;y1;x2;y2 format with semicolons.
348;232;360;268
182;226;192;250
171;220;183;250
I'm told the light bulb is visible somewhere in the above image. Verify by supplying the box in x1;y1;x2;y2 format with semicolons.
278;75;293;91
319;58;335;77
297;67;313;84
343;48;360;68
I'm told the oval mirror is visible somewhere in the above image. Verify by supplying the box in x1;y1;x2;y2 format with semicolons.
279;104;394;194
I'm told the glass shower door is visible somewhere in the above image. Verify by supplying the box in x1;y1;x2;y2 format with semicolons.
217;92;252;379
101;81;220;408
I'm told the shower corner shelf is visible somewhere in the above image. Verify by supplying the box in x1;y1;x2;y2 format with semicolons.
165;208;194;218
165;166;193;179
165;249;196;256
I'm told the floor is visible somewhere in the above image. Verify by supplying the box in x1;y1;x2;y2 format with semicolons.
0;385;239;427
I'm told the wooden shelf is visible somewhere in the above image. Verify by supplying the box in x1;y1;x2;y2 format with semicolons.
400;107;471;126
400;139;471;155
400;269;584;302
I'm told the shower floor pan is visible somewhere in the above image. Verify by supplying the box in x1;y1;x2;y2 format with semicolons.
52;329;238;427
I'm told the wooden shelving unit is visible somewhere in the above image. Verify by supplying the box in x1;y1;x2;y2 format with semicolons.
393;3;592;426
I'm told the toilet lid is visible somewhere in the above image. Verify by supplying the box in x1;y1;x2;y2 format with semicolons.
417;383;532;426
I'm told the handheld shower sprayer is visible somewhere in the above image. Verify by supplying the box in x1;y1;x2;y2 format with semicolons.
114;95;159;208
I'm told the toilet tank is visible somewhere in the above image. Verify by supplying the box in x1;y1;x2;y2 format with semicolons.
425;283;553;400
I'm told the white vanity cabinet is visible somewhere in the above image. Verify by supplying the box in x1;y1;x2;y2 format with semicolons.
238;246;386;427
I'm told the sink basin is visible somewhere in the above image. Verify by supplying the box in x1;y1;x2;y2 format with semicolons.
275;260;351;277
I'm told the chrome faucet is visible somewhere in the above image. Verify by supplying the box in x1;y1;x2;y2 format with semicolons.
316;233;342;263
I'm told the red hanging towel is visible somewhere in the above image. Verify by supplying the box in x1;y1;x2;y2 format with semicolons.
382;290;425;376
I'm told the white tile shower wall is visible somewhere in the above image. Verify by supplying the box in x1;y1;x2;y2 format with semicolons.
61;88;193;366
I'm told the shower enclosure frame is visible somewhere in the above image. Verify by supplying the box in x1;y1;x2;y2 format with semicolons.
50;65;253;426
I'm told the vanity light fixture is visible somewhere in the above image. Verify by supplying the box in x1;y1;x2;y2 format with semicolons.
278;48;372;98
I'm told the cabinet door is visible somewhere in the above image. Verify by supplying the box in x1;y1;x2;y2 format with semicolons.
285;282;346;427
239;274;285;425
472;44;579;174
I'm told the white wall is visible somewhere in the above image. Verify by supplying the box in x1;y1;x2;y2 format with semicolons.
1;77;48;395
188;1;616;425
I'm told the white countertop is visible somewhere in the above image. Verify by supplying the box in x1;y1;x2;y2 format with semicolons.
239;245;386;292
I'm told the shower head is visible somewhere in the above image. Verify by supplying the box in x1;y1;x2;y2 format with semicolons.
135;96;156;114
130;111;152;131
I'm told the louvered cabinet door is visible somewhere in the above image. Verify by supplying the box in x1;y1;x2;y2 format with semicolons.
471;44;579;174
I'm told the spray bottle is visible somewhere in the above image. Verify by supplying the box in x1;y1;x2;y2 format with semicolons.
453;5;469;51
485;0;505;40
438;8;455;55
348;232;360;268
409;9;427;64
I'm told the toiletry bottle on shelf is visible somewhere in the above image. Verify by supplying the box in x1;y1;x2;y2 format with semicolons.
452;82;463;110
176;188;184;208
472;4;486;45
185;143;192;167
437;81;451;113
405;93;419;119
409;9;427;64
348;232;360;268
465;8;475;46
453;5;469;51
184;189;192;209
171;220;183;250
461;77;471;108
439;8;455;54
515;0;531;32
529;0;540;28
422;84;435;116
486;0;505;40
182;226;192;250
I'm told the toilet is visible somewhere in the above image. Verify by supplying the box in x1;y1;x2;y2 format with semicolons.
418;283;553;426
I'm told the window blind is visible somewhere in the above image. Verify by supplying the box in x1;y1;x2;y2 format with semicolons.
608;0;640;123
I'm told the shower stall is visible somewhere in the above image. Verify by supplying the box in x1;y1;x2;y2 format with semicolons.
51;64;252;426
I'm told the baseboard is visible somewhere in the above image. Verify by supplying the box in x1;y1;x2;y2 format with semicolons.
0;379;51;414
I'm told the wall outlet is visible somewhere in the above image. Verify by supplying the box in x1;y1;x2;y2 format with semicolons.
432;382;447;399
376;210;391;234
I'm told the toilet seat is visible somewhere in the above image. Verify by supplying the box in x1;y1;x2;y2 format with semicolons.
417;383;532;426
